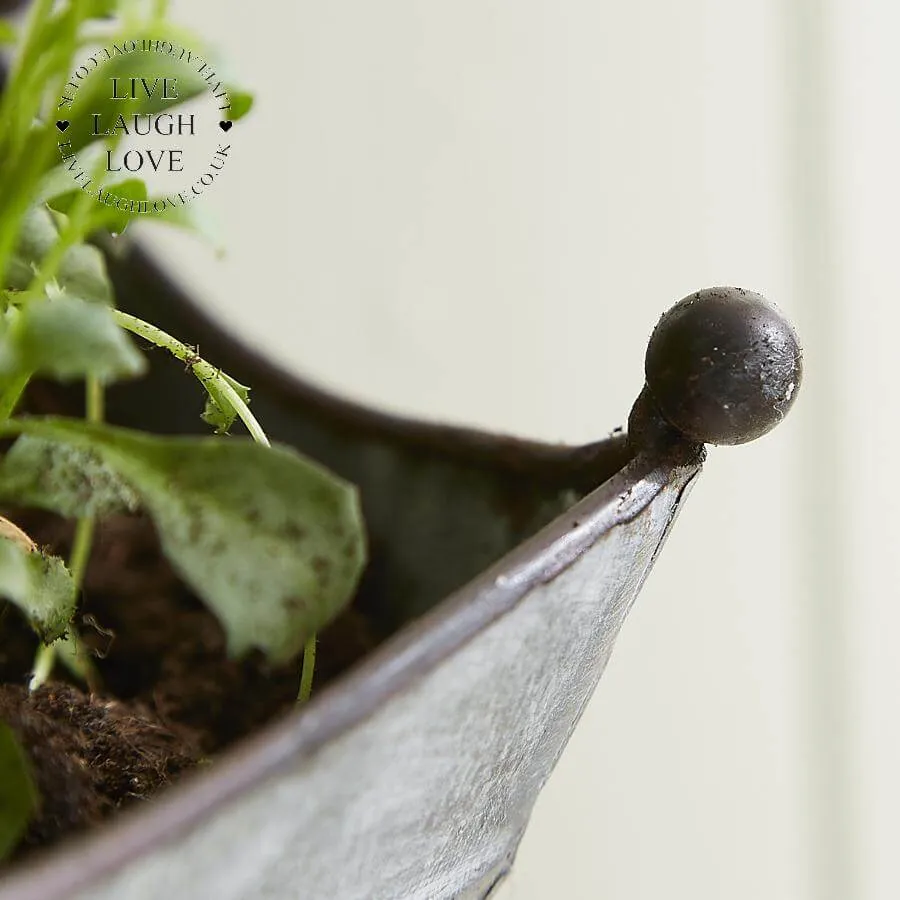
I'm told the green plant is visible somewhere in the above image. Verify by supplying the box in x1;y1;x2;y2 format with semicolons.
0;0;366;859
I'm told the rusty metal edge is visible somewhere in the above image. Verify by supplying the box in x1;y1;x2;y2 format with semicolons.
0;436;703;900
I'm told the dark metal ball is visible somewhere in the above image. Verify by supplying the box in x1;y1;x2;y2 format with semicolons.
644;287;802;445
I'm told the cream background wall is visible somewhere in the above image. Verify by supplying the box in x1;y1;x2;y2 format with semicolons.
142;2;896;898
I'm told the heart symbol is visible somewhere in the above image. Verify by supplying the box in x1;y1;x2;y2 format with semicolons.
219;120;233;132
56;120;70;132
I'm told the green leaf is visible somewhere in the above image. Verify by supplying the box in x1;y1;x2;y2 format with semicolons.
226;89;253;121
140;199;225;251
201;371;251;434
0;722;38;862
5;205;112;305
0;294;145;383
0;21;17;46
0;435;141;518
83;0;118;16
0;419;367;662
0;538;77;643
48;179;148;237
60;51;211;160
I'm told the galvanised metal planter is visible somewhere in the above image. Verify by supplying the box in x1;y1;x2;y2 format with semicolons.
0;254;801;900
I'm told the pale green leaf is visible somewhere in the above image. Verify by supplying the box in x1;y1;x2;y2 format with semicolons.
141;200;225;251
5;205;112;305
0;435;141;518
48;179;148;237
0;722;38;862
0;419;367;662
0;538;77;642
0;295;145;383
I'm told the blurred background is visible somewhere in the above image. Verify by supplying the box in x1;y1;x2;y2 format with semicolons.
139;1;895;898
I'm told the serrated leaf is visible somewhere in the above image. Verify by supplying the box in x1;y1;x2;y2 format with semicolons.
0;419;367;662
0;295;145;383
0;538;77;642
0;435;141;518
5;205;112;305
0;722;38;862
201;371;251;434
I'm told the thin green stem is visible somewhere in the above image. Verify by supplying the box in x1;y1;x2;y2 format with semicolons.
112;311;322;700
29;376;104;693
113;310;270;446
297;635;316;703
86;371;104;422
214;375;270;447
28;643;55;692
68;515;95;589
55;631;101;693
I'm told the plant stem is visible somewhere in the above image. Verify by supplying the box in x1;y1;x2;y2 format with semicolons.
29;376;104;693
85;371;104;423
64;376;104;688
30;630;99;694
28;643;55;692
71;376;104;585
297;635;316;703
112;310;270;447
55;630;101;693
68;515;96;589
112;311;321;701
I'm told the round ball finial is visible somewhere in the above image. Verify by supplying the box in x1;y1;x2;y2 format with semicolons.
643;287;802;445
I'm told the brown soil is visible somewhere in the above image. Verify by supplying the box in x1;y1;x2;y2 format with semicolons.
0;683;195;855
0;510;381;865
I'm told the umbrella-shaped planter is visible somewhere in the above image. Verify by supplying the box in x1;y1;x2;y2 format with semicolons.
0;242;802;899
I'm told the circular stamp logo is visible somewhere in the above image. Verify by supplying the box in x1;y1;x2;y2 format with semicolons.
54;38;241;219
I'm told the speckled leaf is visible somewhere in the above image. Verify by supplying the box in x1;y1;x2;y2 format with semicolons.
201;372;251;434
0;723;38;862
0;538;77;642
0;435;140;518
3;419;367;662
5;205;112;305
0;295;145;383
